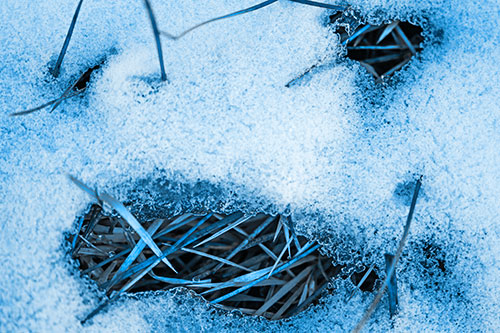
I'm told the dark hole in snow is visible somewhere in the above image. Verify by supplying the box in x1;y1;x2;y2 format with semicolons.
73;62;103;91
69;203;347;320
330;14;424;81
351;266;379;292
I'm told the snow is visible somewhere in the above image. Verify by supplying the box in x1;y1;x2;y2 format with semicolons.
1;0;499;331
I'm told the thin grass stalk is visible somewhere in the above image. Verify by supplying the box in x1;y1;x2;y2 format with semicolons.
143;0;167;81
353;176;422;333
52;0;84;77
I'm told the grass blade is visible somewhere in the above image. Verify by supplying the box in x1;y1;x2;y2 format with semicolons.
353;176;422;333
211;244;320;304
212;215;275;273
143;0;167;81
394;25;416;54
376;20;399;44
273;216;283;242
342;24;372;45
289;0;347;10
364;53;406;64
348;263;375;301
108;219;164;288
9;91;83;117
181;248;253;272
381;58;410;78
160;0;278;40
99;192;177;273
68;175;100;202
105;212;224;287
286;279;329;318
148;274;210;285
347;45;405;50
51;0;84;77
268;236;294;278
255;265;313;316
81;248;130;275
385;254;398;317
271;278;306;320
282;219;292;258
194;215;250;248
71;215;85;252
154;214;198;238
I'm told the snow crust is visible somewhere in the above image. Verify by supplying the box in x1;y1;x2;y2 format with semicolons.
1;0;499;331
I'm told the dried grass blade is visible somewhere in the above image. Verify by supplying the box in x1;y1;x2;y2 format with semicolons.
376;20;399;44
108;219;164;288
364;53;405;64
294;240;314;257
255;265;313;316
161;0;278;40
224;294;265;302
82;248;130;275
385;254;398;317
107;213;214;287
282;219;292;258
348;263;375;301
211;244;320;304
271;279;305;320
99;192;177;273
298;274;311;305
273;216;283;242
212;215;275;273
142;0;167;81
395;25;417;54
71;215;85;253
348;45;403;50
289;0;347;10
51;0;84;77
148;274;210;285
78;235;108;256
10;90;83;116
268;236;294;278
194;215;251;248
286;280;329;317
68;175;101;202
181;247;253;272
353;176;422;333
342;24;372;45
154;214;198;238
381;57;410;78
98;261;117;285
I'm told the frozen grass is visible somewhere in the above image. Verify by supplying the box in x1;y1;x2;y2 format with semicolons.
69;176;343;322
1;0;500;332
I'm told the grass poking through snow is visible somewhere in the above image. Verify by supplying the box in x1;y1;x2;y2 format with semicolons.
51;0;84;78
353;176;422;332
68;176;341;323
143;0;167;81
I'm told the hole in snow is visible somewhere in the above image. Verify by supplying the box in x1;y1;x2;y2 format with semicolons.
331;14;424;81
73;62;103;91
69;203;346;320
350;266;379;292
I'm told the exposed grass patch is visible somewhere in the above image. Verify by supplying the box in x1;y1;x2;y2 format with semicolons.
69;177;345;322
333;16;424;81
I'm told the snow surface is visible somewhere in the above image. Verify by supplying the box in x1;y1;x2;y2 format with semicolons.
1;0;499;331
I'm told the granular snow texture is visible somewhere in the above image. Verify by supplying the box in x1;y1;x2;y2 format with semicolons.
0;0;499;331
